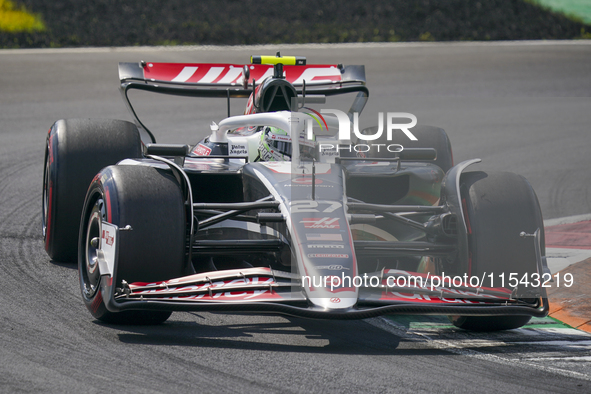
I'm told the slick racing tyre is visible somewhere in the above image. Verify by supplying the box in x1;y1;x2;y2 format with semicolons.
79;165;186;325
363;125;453;173
43;119;142;263
449;171;545;331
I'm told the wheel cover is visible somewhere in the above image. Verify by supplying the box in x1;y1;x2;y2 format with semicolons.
82;198;106;299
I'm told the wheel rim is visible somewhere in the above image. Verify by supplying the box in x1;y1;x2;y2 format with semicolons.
42;154;50;239
82;197;106;299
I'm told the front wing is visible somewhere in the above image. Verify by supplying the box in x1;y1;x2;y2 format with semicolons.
96;223;548;319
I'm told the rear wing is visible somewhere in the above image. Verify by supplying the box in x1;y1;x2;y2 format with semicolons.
119;61;366;90
118;61;367;143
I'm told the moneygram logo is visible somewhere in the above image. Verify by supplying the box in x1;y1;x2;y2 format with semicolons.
301;108;418;154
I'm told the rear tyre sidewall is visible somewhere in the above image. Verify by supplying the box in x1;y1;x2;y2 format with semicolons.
364;125;453;173
43;119;142;263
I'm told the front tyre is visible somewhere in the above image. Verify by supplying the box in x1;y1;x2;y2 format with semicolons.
79;165;186;325
449;171;545;331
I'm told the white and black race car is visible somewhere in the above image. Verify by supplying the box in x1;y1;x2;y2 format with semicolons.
43;54;549;331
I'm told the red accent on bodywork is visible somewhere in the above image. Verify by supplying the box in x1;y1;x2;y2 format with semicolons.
128;276;285;301
161;290;284;302
104;187;112;223
379;269;512;295
379;293;501;304
143;63;342;85
47;132;55;165
90;289;103;314
311;75;340;81
192;144;212;156
303;107;329;131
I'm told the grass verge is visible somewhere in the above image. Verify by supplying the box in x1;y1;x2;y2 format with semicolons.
0;0;44;33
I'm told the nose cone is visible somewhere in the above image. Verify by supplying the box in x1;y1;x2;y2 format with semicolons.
309;292;357;310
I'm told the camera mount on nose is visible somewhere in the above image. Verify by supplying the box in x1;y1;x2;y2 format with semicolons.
251;52;307;79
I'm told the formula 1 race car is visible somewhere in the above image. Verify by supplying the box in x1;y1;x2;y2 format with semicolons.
43;54;550;331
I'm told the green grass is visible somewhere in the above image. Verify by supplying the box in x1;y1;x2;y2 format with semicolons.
385;315;574;330
0;0;45;33
530;0;591;24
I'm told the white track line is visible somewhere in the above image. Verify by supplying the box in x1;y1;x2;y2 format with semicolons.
544;214;591;273
1;40;591;55
368;317;591;382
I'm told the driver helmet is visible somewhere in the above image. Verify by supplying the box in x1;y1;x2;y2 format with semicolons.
257;126;317;162
258;126;291;161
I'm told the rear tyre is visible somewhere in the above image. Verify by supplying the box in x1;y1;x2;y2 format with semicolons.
364;125;453;173
449;171;545;331
79;165;186;325
43;119;142;263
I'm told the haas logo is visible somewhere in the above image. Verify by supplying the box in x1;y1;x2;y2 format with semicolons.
102;230;114;246
300;217;339;229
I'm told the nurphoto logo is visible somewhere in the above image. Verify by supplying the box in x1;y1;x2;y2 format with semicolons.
302;109;418;154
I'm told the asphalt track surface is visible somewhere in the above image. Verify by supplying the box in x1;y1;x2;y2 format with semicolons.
1;42;590;393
